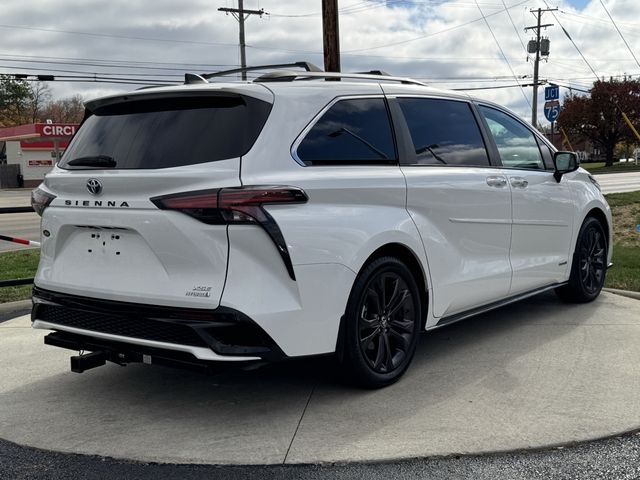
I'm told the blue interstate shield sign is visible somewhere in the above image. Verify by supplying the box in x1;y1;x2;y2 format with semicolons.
544;100;560;122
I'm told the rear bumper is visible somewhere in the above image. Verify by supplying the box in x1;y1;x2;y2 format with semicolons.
31;286;286;362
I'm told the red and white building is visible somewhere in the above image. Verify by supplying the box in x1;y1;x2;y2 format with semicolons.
0;123;78;188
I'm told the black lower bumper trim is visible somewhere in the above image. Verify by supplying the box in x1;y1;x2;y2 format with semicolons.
33;286;285;361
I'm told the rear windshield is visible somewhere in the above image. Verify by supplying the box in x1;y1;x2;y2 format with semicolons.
59;95;271;169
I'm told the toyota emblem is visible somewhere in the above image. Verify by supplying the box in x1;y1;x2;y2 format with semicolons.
86;179;102;196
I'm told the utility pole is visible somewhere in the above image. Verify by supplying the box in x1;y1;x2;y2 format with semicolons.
218;2;266;80
322;0;341;72
525;8;556;127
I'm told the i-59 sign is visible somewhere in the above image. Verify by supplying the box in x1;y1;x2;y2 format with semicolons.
544;100;560;122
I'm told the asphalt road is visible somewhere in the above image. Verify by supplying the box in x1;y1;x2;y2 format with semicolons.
1;431;639;480
0;212;39;252
0;189;38;252
0;189;31;209
597;171;640;194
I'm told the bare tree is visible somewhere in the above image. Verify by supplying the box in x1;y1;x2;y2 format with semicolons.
39;95;84;123
28;81;52;123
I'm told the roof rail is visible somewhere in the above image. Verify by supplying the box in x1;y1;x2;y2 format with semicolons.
254;70;427;86
198;61;322;81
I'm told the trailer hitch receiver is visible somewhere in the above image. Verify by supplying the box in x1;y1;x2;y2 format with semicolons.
70;351;106;373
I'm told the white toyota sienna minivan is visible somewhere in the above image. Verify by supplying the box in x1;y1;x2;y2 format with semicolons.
30;63;613;388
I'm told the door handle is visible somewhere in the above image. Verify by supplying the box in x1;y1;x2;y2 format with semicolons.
486;176;507;188
510;177;528;189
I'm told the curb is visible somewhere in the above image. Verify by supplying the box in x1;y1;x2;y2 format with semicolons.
0;299;31;314
603;288;640;301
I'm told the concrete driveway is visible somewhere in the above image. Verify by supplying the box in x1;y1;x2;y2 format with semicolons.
1;291;639;465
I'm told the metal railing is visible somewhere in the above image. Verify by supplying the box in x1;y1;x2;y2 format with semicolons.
0;205;36;288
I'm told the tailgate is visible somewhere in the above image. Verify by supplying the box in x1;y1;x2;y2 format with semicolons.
35;164;239;309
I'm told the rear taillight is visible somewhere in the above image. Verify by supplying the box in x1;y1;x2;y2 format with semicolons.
151;186;308;280
31;188;56;216
152;189;224;225
152;187;307;225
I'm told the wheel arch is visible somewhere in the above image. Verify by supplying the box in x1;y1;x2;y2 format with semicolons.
359;242;430;329
579;206;612;266
335;241;430;363
584;207;610;247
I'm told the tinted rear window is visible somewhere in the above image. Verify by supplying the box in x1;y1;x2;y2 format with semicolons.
59;95;271;169
296;98;396;165
398;98;490;167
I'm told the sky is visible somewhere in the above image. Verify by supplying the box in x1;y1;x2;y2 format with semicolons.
1;0;639;126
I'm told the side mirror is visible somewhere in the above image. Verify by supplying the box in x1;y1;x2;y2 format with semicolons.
553;151;579;182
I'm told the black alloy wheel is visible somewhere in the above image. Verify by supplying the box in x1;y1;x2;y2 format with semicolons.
556;216;607;303
340;256;421;388
578;222;606;295
358;272;415;374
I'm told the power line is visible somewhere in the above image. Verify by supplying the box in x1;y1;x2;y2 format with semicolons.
543;1;599;80
501;0;529;58
0;10;508;63
559;9;640;33
268;1;367;18
0;58;587;84
474;0;532;110
453;82;541;91
268;1;385;18
598;0;640;70
0;60;626;89
7;71;543;91
0;54;237;71
268;1;510;18
3;50;634;67
0;58;206;77
547;80;590;93
13;74;179;86
341;0;529;53
0;66;166;79
0;23;240;48
4;65;606;95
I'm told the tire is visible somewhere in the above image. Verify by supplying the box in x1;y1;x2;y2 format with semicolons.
555;216;607;303
339;256;422;389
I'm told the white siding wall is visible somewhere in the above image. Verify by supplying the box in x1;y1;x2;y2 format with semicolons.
5;141;57;181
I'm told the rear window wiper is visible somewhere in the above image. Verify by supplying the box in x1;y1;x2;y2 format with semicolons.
66;155;117;168
328;127;390;160
416;144;447;164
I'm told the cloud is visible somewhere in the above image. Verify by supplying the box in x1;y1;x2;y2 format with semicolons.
0;0;638;124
